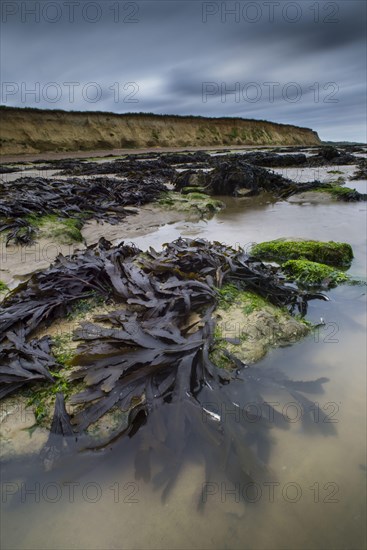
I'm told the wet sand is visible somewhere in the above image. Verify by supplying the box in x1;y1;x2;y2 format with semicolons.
0;204;197;288
0;144;280;164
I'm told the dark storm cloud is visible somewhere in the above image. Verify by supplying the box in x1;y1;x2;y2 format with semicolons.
1;0;366;141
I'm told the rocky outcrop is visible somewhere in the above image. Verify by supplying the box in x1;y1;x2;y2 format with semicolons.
174;159;294;196
307;145;357;166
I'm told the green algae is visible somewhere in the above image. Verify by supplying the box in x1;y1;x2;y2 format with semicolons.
251;239;353;268
282;259;349;287
158;191;224;215
217;284;271;313
26;213;84;244
0;280;9;292
212;284;309;366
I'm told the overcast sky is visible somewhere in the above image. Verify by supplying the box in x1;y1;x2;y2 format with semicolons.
1;0;366;141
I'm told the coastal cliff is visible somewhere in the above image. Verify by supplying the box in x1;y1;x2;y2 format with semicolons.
0;107;321;155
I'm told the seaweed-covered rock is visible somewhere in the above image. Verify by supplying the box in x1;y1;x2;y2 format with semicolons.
314;185;367;201
183;160;293;196
251;239;353;268
281;260;349;287
0;237;336;496
0;175;168;245
308;146;357;166
211;285;310;365
158;191;224;215
351;161;367;180
173;169;208;190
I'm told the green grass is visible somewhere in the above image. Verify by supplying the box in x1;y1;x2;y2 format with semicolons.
229;127;239;140
282;260;349;287
251;239;353;268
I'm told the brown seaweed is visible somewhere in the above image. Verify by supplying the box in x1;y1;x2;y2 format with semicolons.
0;238;334;503
0;175;168;245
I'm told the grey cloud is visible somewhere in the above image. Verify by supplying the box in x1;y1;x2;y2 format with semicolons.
0;0;366;141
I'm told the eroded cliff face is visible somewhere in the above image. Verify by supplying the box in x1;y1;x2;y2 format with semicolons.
0;107;321;155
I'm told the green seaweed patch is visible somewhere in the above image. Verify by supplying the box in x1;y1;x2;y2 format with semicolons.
0;280;9;292
212;284;310;366
217;284;270;313
251;239;353;268
185;192;213;200
23;294;109;426
314;185;364;200
24;333;79;425
25;370;72;425
327;170;343;175
282;260;349;287
158;191;224;215
26;213;84;244
52;333;75;368
209;325;235;371
67;292;105;320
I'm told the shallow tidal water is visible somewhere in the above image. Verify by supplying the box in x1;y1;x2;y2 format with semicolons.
1;176;366;550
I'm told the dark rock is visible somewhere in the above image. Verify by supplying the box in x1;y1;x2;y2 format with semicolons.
0;165;21;174
351;160;367;180
173;170;208;190
307;146;357;166
198;160;293;196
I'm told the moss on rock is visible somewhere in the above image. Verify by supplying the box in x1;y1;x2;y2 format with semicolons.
251;239;353;268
